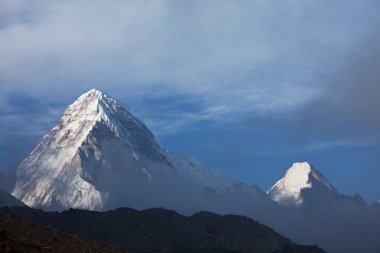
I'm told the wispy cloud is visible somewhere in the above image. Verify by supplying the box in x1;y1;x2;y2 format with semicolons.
305;139;379;150
1;0;380;140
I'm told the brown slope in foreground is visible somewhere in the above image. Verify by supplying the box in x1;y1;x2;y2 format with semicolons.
1;206;326;253
0;213;128;253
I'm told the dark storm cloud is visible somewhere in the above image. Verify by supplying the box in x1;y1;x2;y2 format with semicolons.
293;30;380;147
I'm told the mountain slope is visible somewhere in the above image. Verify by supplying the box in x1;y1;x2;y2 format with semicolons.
168;151;263;196
166;151;283;223
267;162;366;215
0;206;327;253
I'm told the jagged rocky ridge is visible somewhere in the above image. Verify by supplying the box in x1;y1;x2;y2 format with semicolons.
0;206;326;253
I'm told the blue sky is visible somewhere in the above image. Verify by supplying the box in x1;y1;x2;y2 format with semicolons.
0;0;380;202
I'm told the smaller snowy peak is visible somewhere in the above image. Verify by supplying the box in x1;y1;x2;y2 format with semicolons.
279;162;313;194
268;163;368;215
267;162;336;206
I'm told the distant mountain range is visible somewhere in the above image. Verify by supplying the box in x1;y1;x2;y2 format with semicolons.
4;89;380;253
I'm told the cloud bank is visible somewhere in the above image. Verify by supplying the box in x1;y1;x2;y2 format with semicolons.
1;0;379;124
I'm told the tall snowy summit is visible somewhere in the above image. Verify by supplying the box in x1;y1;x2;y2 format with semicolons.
12;89;173;210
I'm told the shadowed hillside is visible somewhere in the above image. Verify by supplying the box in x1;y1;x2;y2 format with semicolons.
1;206;326;253
0;213;129;253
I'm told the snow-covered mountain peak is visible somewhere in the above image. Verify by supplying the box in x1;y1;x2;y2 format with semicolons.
51;90;110;150
281;162;313;193
70;89;120;116
73;89;108;110
267;163;366;215
80;88;104;97
51;89;148;150
12;89;169;210
85;88;103;95
267;162;337;206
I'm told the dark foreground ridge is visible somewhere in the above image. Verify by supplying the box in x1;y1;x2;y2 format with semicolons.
1;206;326;253
0;213;128;253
